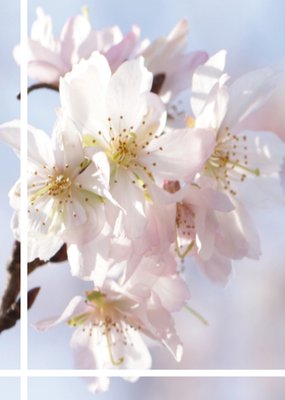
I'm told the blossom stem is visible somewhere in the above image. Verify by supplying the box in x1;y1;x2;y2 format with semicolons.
184;304;208;326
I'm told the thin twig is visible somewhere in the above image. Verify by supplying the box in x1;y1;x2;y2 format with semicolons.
17;83;59;100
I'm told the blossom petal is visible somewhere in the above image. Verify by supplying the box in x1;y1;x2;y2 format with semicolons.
182;184;234;212
143;19;188;71
195;83;229;131
28;59;62;83
222;67;280;129
144;307;183;362
107;169;147;238
34;296;86;331
244;130;285;175
105;25;140;71
28;232;64;262
153;275;190;312
160;51;208;102
68;230;131;285
133;202;176;255
67;227;113;284
60;14;91;67
62;199;106;245
195;208;216;260
52;112;85;172
31;8;54;44
216;197;261;259
28;124;54;166
142;19;207;101
191;49;227;117
60;52;111;135
105;57;153;130
71;321;152;370
75;151;111;198
78;25;123;60
196;250;232;286
143;128;215;181
0;120;54;167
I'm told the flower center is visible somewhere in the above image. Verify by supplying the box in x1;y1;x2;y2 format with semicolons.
48;175;71;196
175;203;195;259
82;114;165;194
30;171;72;206
111;134;138;167
204;129;260;195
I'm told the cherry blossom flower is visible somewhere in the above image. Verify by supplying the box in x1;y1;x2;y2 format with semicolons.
36;293;152;377
191;50;285;196
140;19;208;102
66;186;179;286
132;200;177;256
0;115;117;261
67;225;132;284
35;254;189;391
67;212;178;289
190;52;284;253
60;52;215;237
14;7;139;85
164;178;236;285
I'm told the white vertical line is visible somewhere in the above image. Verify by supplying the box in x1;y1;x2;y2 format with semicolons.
20;0;28;398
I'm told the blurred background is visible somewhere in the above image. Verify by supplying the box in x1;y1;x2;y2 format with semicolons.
27;377;285;400
1;0;285;398
0;379;20;399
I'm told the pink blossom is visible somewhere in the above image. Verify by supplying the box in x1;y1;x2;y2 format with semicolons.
14;8;139;84
66;188;179;285
35;254;189;391
191;50;285;196
164;178;236;285
0;115;118;261
140;19;208;102
189;52;284;260
60;52;215;238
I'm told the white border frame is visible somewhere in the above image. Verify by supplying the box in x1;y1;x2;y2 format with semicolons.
4;1;284;399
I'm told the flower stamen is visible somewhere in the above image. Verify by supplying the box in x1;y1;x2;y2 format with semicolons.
106;325;124;366
205;131;260;194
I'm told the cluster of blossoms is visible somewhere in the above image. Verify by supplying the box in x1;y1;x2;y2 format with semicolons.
1;7;285;393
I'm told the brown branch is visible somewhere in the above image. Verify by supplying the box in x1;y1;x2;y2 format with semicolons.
0;242;67;334
27;244;67;274
17;82;59;100
0;287;41;332
0;241;20;316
